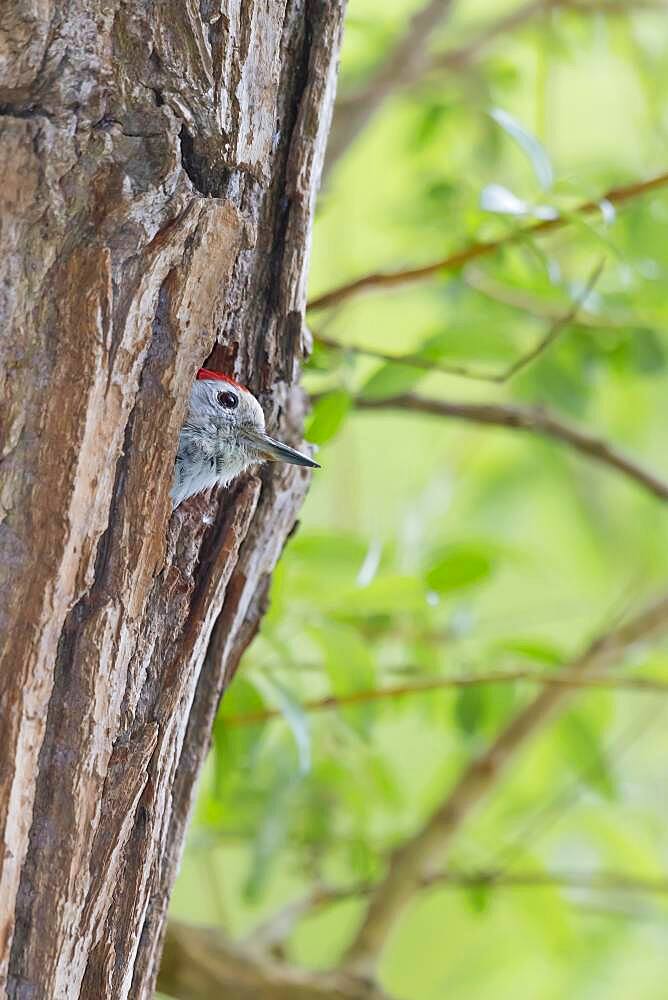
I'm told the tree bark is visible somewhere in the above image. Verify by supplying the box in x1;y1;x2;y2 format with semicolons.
0;2;345;997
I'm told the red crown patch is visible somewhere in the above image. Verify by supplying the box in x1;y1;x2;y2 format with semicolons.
196;368;248;392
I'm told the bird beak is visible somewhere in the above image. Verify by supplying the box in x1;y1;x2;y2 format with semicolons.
244;430;320;469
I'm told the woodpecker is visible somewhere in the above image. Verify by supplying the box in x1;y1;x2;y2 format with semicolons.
171;368;319;509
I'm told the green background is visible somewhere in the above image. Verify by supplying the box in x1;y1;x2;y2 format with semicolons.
169;2;668;996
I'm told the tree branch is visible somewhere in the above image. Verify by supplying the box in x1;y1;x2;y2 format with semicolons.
422;867;668;896
487;259;604;382
315;259;604;384
249;886;353;954
224;669;668;727
308;170;668;312
158;921;394;1000
429;0;666;75
463;264;642;328
326;0;657;174
342;590;668;974
325;0;456;177
353;394;668;503
430;0;553;74
257;865;668;910
314;331;500;381
563;0;668;11
239;864;668;964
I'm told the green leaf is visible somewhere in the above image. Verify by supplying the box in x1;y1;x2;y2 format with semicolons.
334;575;427;617
559;711;616;800
307;338;343;372
249;672;311;775
367;752;401;805
497;637;566;666
306;390;351;444
290;531;368;571
516;356;590;417
415;325;517;365
490;107;554;189
414;100;454;147
485;677;518;730
628;327;666;374
309;623;378;738
466;882;492;914
244;761;295;902
312;624;376;694
480;183;531;216
360;363;426;401
214;677;266;793
426;544;495;594
348;836;379;881
454;686;488;738
480;183;557;220
556;207;622;259
218;674;265;721
310;623;376;736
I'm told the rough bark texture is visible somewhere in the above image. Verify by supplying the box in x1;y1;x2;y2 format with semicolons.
0;2;345;997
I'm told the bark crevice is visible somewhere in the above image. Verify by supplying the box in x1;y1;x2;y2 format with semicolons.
0;1;347;996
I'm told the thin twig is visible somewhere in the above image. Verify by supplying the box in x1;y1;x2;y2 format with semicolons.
341;591;668;975
463;265;644;328
430;0;553;73
327;0;655;175
490;698;666;869
312;867;668;899
223;670;668;727
314;260;605;385
422;867;668;896
325;0;456;177
308;170;668;312
313;332;498;381
160;920;394;1000
246;865;668;950
430;0;667;74
563;0;668;11
353;394;668;503
250;886;351;950
491;258;605;381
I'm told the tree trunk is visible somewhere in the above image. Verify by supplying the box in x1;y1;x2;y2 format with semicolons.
0;2;345;997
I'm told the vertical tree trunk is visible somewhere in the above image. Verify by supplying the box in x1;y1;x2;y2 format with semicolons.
0;2;345;996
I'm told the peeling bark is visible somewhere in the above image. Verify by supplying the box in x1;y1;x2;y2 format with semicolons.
0;1;346;996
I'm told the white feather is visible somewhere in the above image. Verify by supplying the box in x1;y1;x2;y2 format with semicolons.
171;379;265;509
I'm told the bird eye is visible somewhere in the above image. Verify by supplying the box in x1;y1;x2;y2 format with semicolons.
217;390;238;409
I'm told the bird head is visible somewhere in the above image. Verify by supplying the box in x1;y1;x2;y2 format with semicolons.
192;368;319;470
172;368;319;509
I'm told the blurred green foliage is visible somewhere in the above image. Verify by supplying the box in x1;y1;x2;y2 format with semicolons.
171;2;668;997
